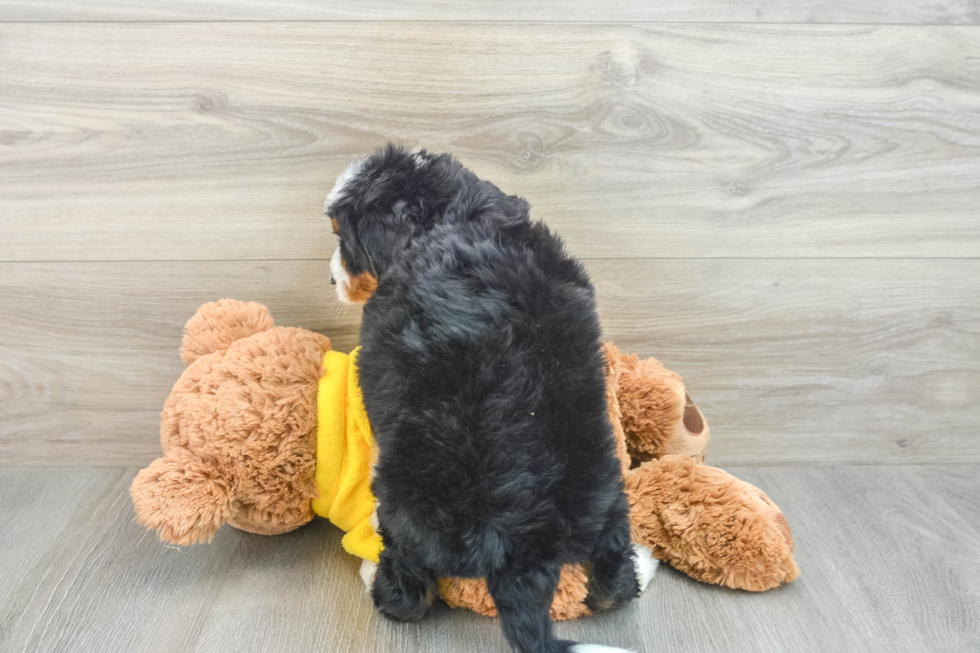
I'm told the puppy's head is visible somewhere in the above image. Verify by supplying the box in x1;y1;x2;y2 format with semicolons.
324;144;458;304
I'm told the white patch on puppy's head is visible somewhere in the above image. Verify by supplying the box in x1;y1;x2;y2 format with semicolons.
324;157;366;214
326;159;357;305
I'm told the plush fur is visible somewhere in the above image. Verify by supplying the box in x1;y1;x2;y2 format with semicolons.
131;300;327;543
626;456;798;592
613;347;709;466
132;300;798;626
326;145;640;653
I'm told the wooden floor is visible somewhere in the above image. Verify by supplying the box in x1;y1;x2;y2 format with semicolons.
0;465;977;653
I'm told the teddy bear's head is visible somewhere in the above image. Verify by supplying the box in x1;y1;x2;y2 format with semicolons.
603;343;710;468
130;300;331;544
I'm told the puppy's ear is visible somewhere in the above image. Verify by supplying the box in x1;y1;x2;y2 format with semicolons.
351;210;414;278
131;449;232;545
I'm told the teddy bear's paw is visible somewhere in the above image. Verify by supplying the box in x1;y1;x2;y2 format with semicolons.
632;543;658;595
359;558;378;593
570;645;636;653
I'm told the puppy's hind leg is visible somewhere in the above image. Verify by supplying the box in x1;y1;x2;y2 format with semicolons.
371;544;438;623
584;492;651;613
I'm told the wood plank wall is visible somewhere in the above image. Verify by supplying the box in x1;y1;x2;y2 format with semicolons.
1;5;978;466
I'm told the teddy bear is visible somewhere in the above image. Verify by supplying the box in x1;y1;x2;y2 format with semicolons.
131;299;798;622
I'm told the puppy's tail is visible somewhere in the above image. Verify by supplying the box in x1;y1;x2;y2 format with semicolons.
487;564;635;653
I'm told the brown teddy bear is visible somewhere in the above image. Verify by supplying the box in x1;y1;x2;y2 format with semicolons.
131;300;798;622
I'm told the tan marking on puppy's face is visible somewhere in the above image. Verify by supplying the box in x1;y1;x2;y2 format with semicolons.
345;270;378;304
332;245;377;304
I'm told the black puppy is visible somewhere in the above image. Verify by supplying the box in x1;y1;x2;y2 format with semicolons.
326;145;654;653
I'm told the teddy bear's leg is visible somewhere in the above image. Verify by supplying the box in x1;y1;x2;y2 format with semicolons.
130;448;233;545
625;455;799;592
371;542;439;623
583;493;643;613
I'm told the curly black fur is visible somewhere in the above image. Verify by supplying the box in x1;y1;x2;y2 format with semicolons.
326;145;639;653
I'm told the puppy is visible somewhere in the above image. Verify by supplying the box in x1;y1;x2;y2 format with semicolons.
326;145;648;653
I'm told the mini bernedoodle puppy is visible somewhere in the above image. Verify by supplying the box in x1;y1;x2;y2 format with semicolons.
325;145;654;653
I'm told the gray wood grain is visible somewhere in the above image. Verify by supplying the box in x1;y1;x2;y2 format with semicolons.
699;465;980;653
0;466;977;653
0;260;362;466
2;23;979;261
1;259;977;467
0;0;976;24
594;258;980;465
909;465;980;532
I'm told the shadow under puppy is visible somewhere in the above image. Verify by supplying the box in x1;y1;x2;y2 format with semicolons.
327;145;653;653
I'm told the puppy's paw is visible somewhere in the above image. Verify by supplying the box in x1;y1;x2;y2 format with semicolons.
632;543;658;595
359;558;378;593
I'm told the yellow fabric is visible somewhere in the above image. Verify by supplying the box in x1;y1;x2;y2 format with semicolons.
312;347;383;563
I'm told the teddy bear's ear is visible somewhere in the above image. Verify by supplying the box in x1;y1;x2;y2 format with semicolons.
611;350;712;465
601;342;632;478
130;449;232;545
180;299;276;365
